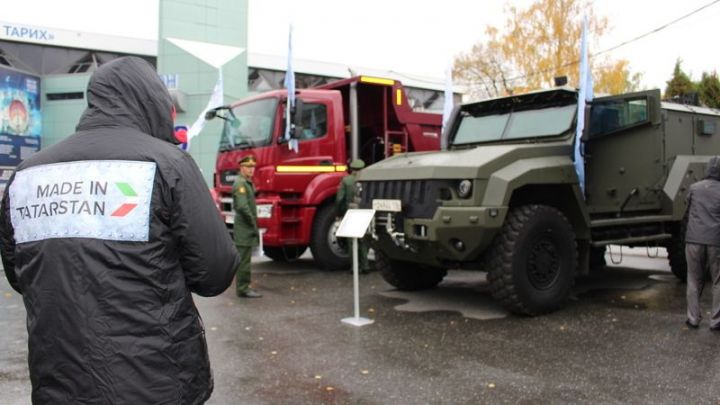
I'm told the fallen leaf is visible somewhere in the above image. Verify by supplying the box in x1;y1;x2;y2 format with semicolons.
325;386;334;392
488;383;496;388
259;337;264;341
271;351;277;355
245;327;252;331
314;375;322;380
361;370;369;375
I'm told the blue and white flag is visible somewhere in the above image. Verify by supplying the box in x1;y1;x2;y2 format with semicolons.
283;24;299;153
442;65;454;132
574;17;593;197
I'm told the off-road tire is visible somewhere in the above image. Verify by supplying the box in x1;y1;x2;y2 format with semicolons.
264;246;307;262
487;204;577;316
375;250;447;290
310;205;350;270
664;218;687;281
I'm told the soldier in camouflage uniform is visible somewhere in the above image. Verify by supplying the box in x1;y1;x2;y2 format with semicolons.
336;159;371;273
234;154;262;298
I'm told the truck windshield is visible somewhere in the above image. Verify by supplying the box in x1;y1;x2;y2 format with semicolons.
452;104;577;146
218;98;277;151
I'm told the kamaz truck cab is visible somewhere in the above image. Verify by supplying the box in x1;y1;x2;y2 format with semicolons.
208;76;442;270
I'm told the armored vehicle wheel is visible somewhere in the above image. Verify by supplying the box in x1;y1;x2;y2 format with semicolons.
264;246;307;262
310;205;351;270
664;219;687;281
375;250;447;290
487;204;577;316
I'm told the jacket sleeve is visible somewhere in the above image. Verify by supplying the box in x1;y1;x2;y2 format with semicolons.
233;182;257;232
171;154;239;296
0;174;21;293
335;180;347;217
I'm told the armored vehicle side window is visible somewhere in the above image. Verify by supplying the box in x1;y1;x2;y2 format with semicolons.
298;103;327;141
590;98;648;137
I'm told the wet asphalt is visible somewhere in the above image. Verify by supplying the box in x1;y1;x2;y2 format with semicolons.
1;249;720;404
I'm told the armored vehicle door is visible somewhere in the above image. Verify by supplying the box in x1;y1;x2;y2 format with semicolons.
583;90;663;216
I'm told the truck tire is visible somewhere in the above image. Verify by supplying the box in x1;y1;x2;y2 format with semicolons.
487;204;577;316
665;219;687;281
375;250;447;290
310;205;351;270
264;246;307;262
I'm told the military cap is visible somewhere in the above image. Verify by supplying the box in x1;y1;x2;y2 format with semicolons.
239;155;257;167
349;159;365;170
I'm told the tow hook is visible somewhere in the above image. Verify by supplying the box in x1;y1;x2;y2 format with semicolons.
372;212;413;251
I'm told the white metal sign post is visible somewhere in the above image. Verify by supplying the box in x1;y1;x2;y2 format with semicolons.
335;209;376;327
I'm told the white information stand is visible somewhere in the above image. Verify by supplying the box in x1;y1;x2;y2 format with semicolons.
335;209;376;327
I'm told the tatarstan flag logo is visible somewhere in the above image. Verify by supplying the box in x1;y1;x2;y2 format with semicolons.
111;182;138;217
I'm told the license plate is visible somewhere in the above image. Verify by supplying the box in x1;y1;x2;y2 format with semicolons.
372;199;401;212
256;204;272;218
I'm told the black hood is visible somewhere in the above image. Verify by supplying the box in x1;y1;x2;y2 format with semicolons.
706;156;720;181
76;56;178;144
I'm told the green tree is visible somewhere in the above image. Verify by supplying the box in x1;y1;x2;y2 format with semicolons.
664;59;696;100
453;0;640;101
698;71;720;108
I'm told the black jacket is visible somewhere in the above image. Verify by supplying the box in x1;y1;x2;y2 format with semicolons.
686;156;720;246
0;57;239;404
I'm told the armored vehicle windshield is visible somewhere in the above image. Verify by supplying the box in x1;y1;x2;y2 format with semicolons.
450;89;578;147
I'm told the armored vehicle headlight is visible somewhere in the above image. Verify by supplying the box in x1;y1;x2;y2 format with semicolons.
457;180;472;198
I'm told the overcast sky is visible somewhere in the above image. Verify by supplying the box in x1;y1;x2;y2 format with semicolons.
4;0;720;91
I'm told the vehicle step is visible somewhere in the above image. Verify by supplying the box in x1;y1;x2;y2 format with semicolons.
590;233;672;247
590;215;674;228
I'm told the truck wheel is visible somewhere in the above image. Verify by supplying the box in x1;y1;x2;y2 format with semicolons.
665;220;687;281
487;204;577;316
310;205;350;270
375;250;447;290
264;246;307;262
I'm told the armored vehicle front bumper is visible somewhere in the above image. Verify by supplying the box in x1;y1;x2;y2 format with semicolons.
370;204;508;267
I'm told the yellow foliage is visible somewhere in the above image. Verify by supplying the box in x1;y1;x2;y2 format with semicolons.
454;0;640;100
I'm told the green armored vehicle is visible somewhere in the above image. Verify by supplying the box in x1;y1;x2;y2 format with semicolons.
357;87;720;315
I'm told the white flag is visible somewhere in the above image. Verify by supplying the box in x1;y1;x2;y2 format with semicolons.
187;69;224;150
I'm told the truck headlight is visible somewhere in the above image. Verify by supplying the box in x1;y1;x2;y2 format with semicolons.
457;180;472;198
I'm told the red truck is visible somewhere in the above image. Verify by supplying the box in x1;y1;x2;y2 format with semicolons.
207;76;442;269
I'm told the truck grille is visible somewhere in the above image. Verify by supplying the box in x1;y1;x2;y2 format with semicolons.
359;180;441;219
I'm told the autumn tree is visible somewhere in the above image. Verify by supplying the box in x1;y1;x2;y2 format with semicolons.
454;0;640;100
698;71;720;108
664;59;696;100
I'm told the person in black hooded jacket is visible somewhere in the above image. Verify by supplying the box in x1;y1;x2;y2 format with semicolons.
685;156;720;331
0;56;240;404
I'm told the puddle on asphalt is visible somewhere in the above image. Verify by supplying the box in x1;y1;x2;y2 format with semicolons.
379;263;682;320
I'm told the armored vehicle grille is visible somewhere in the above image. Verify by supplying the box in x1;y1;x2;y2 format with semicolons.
359;180;441;219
